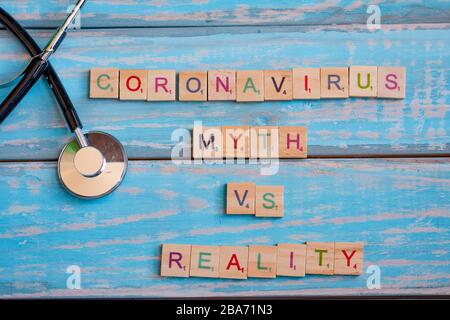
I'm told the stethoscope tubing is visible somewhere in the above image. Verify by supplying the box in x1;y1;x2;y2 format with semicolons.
0;7;82;132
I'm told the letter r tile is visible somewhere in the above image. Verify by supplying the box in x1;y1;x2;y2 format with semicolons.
320;67;349;98
160;244;191;277
147;70;176;101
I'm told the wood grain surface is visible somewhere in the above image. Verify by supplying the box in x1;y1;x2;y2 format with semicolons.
0;25;448;160
0;159;449;297
0;0;449;298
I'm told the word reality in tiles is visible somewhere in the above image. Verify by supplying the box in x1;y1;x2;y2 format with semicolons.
226;183;284;217
160;242;364;279
89;67;406;101
192;125;307;159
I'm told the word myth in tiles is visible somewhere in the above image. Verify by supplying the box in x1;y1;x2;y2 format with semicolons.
90;66;406;101
160;242;364;279
192;126;307;159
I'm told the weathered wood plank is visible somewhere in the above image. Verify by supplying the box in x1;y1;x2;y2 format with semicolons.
0;25;449;160
0;159;449;297
2;0;450;28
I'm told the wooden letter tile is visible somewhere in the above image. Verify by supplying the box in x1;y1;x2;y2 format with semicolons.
255;185;284;217
190;245;220;278
119;69;148;100
226;182;256;215
219;246;249;279
334;242;364;275
236;70;264;102
160;244;191;277
293;68;320;99
279;126;307;158
90;68;119;99
192;125;223;159
249;126;279;159
208;70;236;101
264;70;293;100
276;243;307;277
377;66;406;99
222;126;250;159
305;242;335;275
147;70;176;101
247;245;277;278
320;67;349;98
179;71;207;101
349;66;377;97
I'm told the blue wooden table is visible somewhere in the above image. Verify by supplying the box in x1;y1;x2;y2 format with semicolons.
0;0;449;298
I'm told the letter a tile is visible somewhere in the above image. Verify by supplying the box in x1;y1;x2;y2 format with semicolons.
236;70;264;102
219;246;249;279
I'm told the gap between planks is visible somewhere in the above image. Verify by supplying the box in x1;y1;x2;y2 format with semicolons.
1;153;449;164
0;22;449;32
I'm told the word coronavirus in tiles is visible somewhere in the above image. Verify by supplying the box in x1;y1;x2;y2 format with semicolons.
160;242;364;279
89;67;406;101
193;126;307;159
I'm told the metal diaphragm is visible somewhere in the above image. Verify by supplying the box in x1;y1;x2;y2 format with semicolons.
58;131;127;199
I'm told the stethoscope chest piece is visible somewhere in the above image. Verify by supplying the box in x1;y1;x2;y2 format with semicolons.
58;131;127;199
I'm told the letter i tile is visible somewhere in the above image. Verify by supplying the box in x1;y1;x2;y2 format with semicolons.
276;243;307;277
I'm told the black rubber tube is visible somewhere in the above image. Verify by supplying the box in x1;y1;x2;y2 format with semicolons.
0;7;82;131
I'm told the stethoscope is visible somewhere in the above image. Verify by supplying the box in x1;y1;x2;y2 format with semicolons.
0;0;127;199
